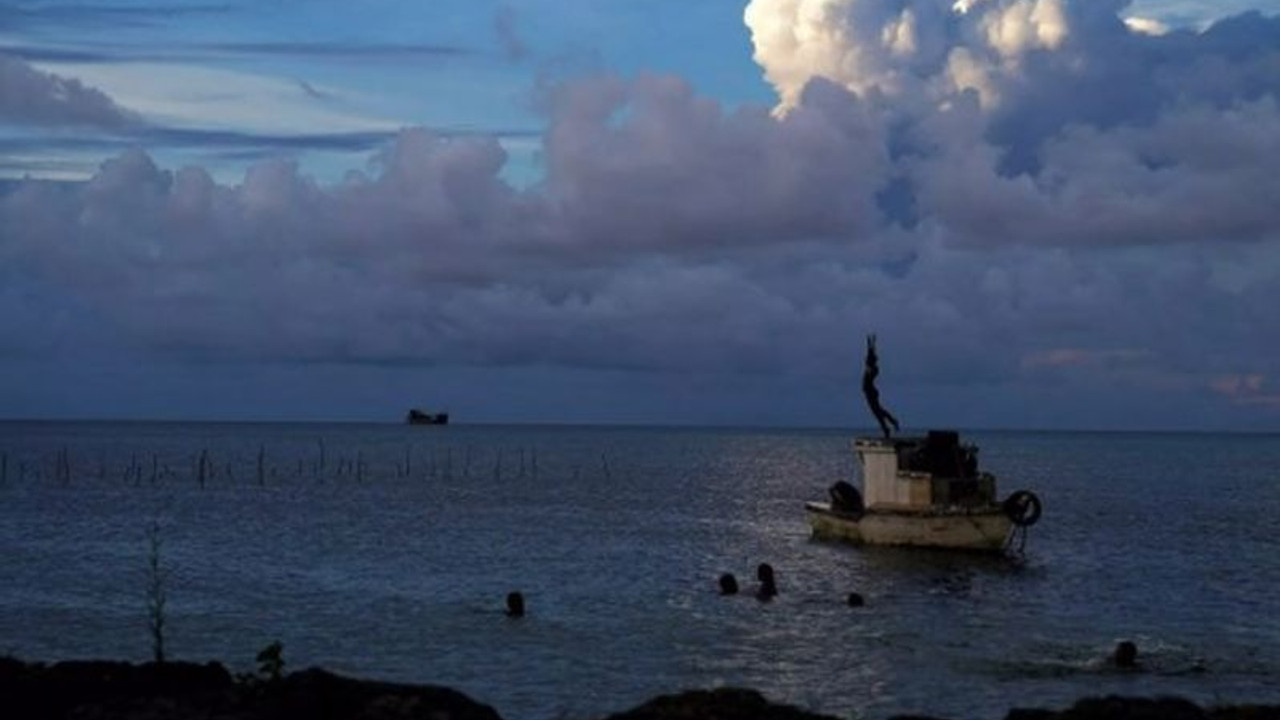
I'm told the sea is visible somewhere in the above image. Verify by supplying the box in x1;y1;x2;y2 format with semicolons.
1;422;1277;720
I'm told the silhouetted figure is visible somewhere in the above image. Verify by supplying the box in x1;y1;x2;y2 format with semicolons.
756;563;777;601
506;591;525;618
862;334;900;439
718;573;739;596
1113;640;1139;669
846;592;865;608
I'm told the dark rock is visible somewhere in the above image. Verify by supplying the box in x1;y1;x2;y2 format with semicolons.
601;688;839;720
8;657;1280;720
0;657;501;720
267;667;502;720
1212;707;1280;720
1007;696;1211;720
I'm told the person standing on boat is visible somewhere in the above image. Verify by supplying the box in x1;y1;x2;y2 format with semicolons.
862;334;900;439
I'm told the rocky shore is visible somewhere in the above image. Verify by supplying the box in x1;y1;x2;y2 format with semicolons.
3;657;1278;720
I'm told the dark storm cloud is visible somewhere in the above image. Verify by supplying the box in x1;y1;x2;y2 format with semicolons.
2;0;1279;426
981;11;1280;172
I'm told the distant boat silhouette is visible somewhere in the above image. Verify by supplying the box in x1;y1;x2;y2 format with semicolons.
406;409;449;425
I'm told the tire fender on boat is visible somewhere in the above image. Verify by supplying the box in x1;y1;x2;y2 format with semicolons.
1003;490;1042;527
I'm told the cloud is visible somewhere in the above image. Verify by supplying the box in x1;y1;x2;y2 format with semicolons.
912;96;1280;247
1022;348;1149;370
196;41;470;61
29;62;402;135
1128;1;1272;29
0;54;139;128
540;74;887;255
1124;16;1170;35
0;3;231;31
1212;374;1280;407
2;0;1280;425
495;5;530;62
0;40;471;66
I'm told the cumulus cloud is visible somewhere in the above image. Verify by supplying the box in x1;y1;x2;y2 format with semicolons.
2;0;1279;425
0;54;139;128
1124;16;1169;35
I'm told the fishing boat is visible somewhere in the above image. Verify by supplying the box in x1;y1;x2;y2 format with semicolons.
806;335;1042;552
805;430;1041;552
406;409;449;425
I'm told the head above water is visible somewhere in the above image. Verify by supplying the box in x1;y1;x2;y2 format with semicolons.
506;591;525;618
756;563;774;583
756;563;777;600
1113;640;1138;668
718;573;739;596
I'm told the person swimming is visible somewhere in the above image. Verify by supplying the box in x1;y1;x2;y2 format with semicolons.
506;591;525;618
756;563;777;601
1113;640;1138;669
718;573;739;596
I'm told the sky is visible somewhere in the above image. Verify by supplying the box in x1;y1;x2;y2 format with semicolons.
1;0;1279;430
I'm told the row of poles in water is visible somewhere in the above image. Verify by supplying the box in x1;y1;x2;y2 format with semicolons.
0;444;623;486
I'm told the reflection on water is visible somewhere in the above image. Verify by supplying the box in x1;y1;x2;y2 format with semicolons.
1;423;1278;720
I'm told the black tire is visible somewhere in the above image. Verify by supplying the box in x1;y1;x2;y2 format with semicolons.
1003;490;1042;527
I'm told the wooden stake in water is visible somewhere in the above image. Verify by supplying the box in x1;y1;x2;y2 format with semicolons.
58;447;71;484
257;445;266;487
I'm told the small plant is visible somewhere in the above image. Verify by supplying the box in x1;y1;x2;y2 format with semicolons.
256;640;284;681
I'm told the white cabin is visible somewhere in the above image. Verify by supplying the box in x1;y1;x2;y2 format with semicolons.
854;431;995;511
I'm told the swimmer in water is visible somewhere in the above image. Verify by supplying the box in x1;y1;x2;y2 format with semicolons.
756;563;777;601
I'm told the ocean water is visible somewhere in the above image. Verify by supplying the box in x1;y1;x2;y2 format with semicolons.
1;422;1277;720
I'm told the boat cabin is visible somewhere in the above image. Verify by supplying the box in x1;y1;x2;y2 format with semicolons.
854;430;996;510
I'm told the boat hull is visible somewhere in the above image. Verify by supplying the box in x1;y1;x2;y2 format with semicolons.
406;410;449;426
805;502;1012;552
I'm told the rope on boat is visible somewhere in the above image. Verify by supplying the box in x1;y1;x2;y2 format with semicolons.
1005;523;1030;559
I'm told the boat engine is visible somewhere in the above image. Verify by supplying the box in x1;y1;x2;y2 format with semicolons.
829;481;865;517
